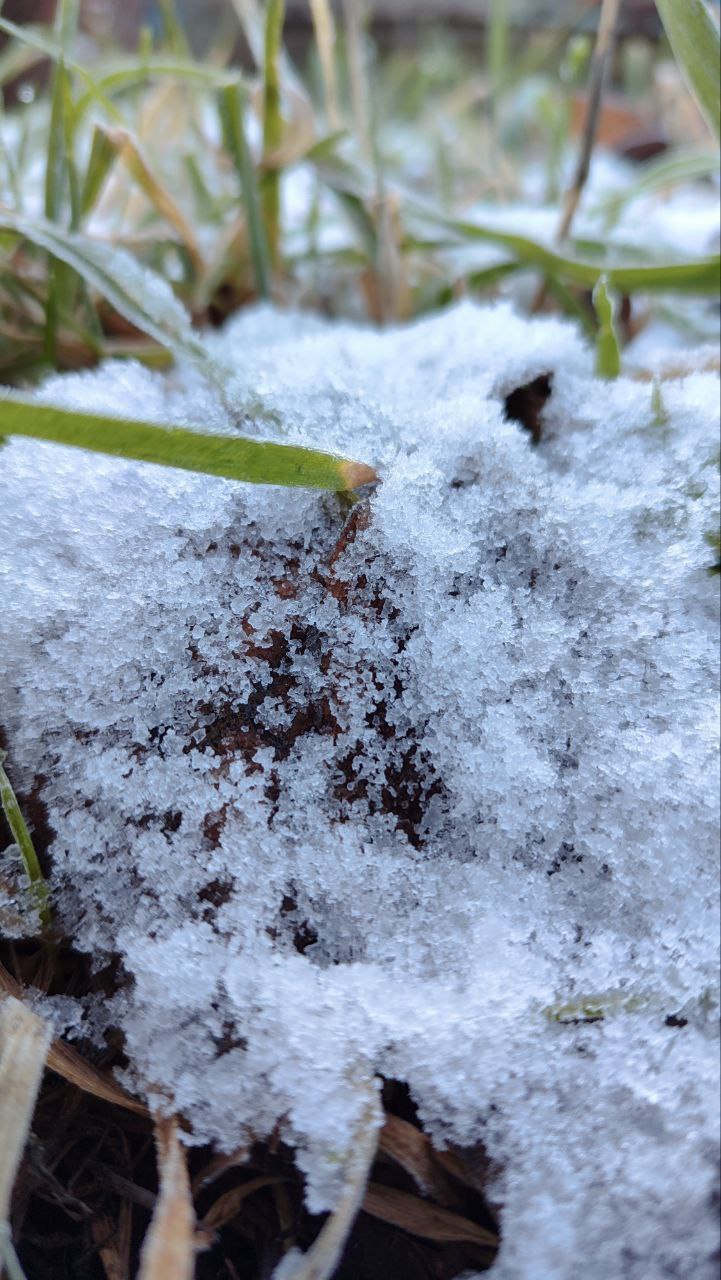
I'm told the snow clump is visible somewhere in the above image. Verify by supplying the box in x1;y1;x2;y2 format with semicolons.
1;300;719;1279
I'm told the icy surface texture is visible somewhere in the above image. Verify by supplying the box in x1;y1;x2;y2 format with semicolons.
1;301;719;1278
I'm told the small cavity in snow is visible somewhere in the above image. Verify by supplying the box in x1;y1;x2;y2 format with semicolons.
0;300;719;1279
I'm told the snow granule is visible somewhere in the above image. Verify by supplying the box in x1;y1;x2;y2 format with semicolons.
1;301;719;1278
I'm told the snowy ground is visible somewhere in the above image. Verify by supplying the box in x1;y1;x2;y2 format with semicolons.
1;300;719;1278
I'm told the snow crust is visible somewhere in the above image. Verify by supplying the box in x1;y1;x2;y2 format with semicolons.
1;301;719;1278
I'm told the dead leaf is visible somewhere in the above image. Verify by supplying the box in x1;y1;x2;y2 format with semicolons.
91;1206;132;1280
201;1175;286;1231
361;1184;498;1249
378;1114;455;1207
0;966;147;1117
191;1143;249;1194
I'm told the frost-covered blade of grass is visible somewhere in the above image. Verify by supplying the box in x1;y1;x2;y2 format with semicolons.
0;213;208;365
0;395;378;491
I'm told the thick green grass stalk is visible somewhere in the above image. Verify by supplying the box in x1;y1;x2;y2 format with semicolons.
0;395;378;492
262;0;286;274
0;752;50;929
218;81;271;298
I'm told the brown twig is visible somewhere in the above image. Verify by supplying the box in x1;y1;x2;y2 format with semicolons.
558;0;623;242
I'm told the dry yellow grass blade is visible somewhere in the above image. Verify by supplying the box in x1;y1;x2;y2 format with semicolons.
100;126;204;275
138;1116;195;1280
0;997;51;1277
90;1207;132;1280
201;1175;286;1232
0;967;147;1117
377;1113;455;1206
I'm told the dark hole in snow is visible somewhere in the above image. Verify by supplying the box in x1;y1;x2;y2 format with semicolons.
277;892;319;955
503;372;553;445
335;731;445;851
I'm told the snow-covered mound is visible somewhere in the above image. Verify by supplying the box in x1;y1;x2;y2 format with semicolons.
1;302;719;1279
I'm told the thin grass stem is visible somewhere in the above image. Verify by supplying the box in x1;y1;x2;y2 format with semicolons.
0;752;51;929
219;81;271;299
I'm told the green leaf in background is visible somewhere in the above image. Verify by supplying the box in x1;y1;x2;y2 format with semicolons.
0;395;379;492
0;751;51;930
592;274;621;378
655;0;721;140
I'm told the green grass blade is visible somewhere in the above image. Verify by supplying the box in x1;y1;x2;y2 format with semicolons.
592;274;621;378
413;204;721;294
55;0;80;49
0;213;208;366
44;55;70;363
158;0;190;56
0;17;135;126
655;0;721;140
488;0;509;97
310;147;721;296
0;752;51;929
45;59;69;224
0;395;378;491
218;80;271;298
262;0;286;273
43;1;82;366
73;59;238;122
80;125;118;218
0;31;45;87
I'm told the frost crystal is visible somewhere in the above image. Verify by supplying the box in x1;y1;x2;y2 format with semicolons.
1;302;719;1278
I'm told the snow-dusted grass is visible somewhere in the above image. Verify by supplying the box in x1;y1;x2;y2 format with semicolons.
1;299;718;1278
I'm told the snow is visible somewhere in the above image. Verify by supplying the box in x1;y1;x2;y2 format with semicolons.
1;300;719;1279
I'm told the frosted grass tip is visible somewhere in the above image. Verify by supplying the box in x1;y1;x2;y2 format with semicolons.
340;460;380;490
